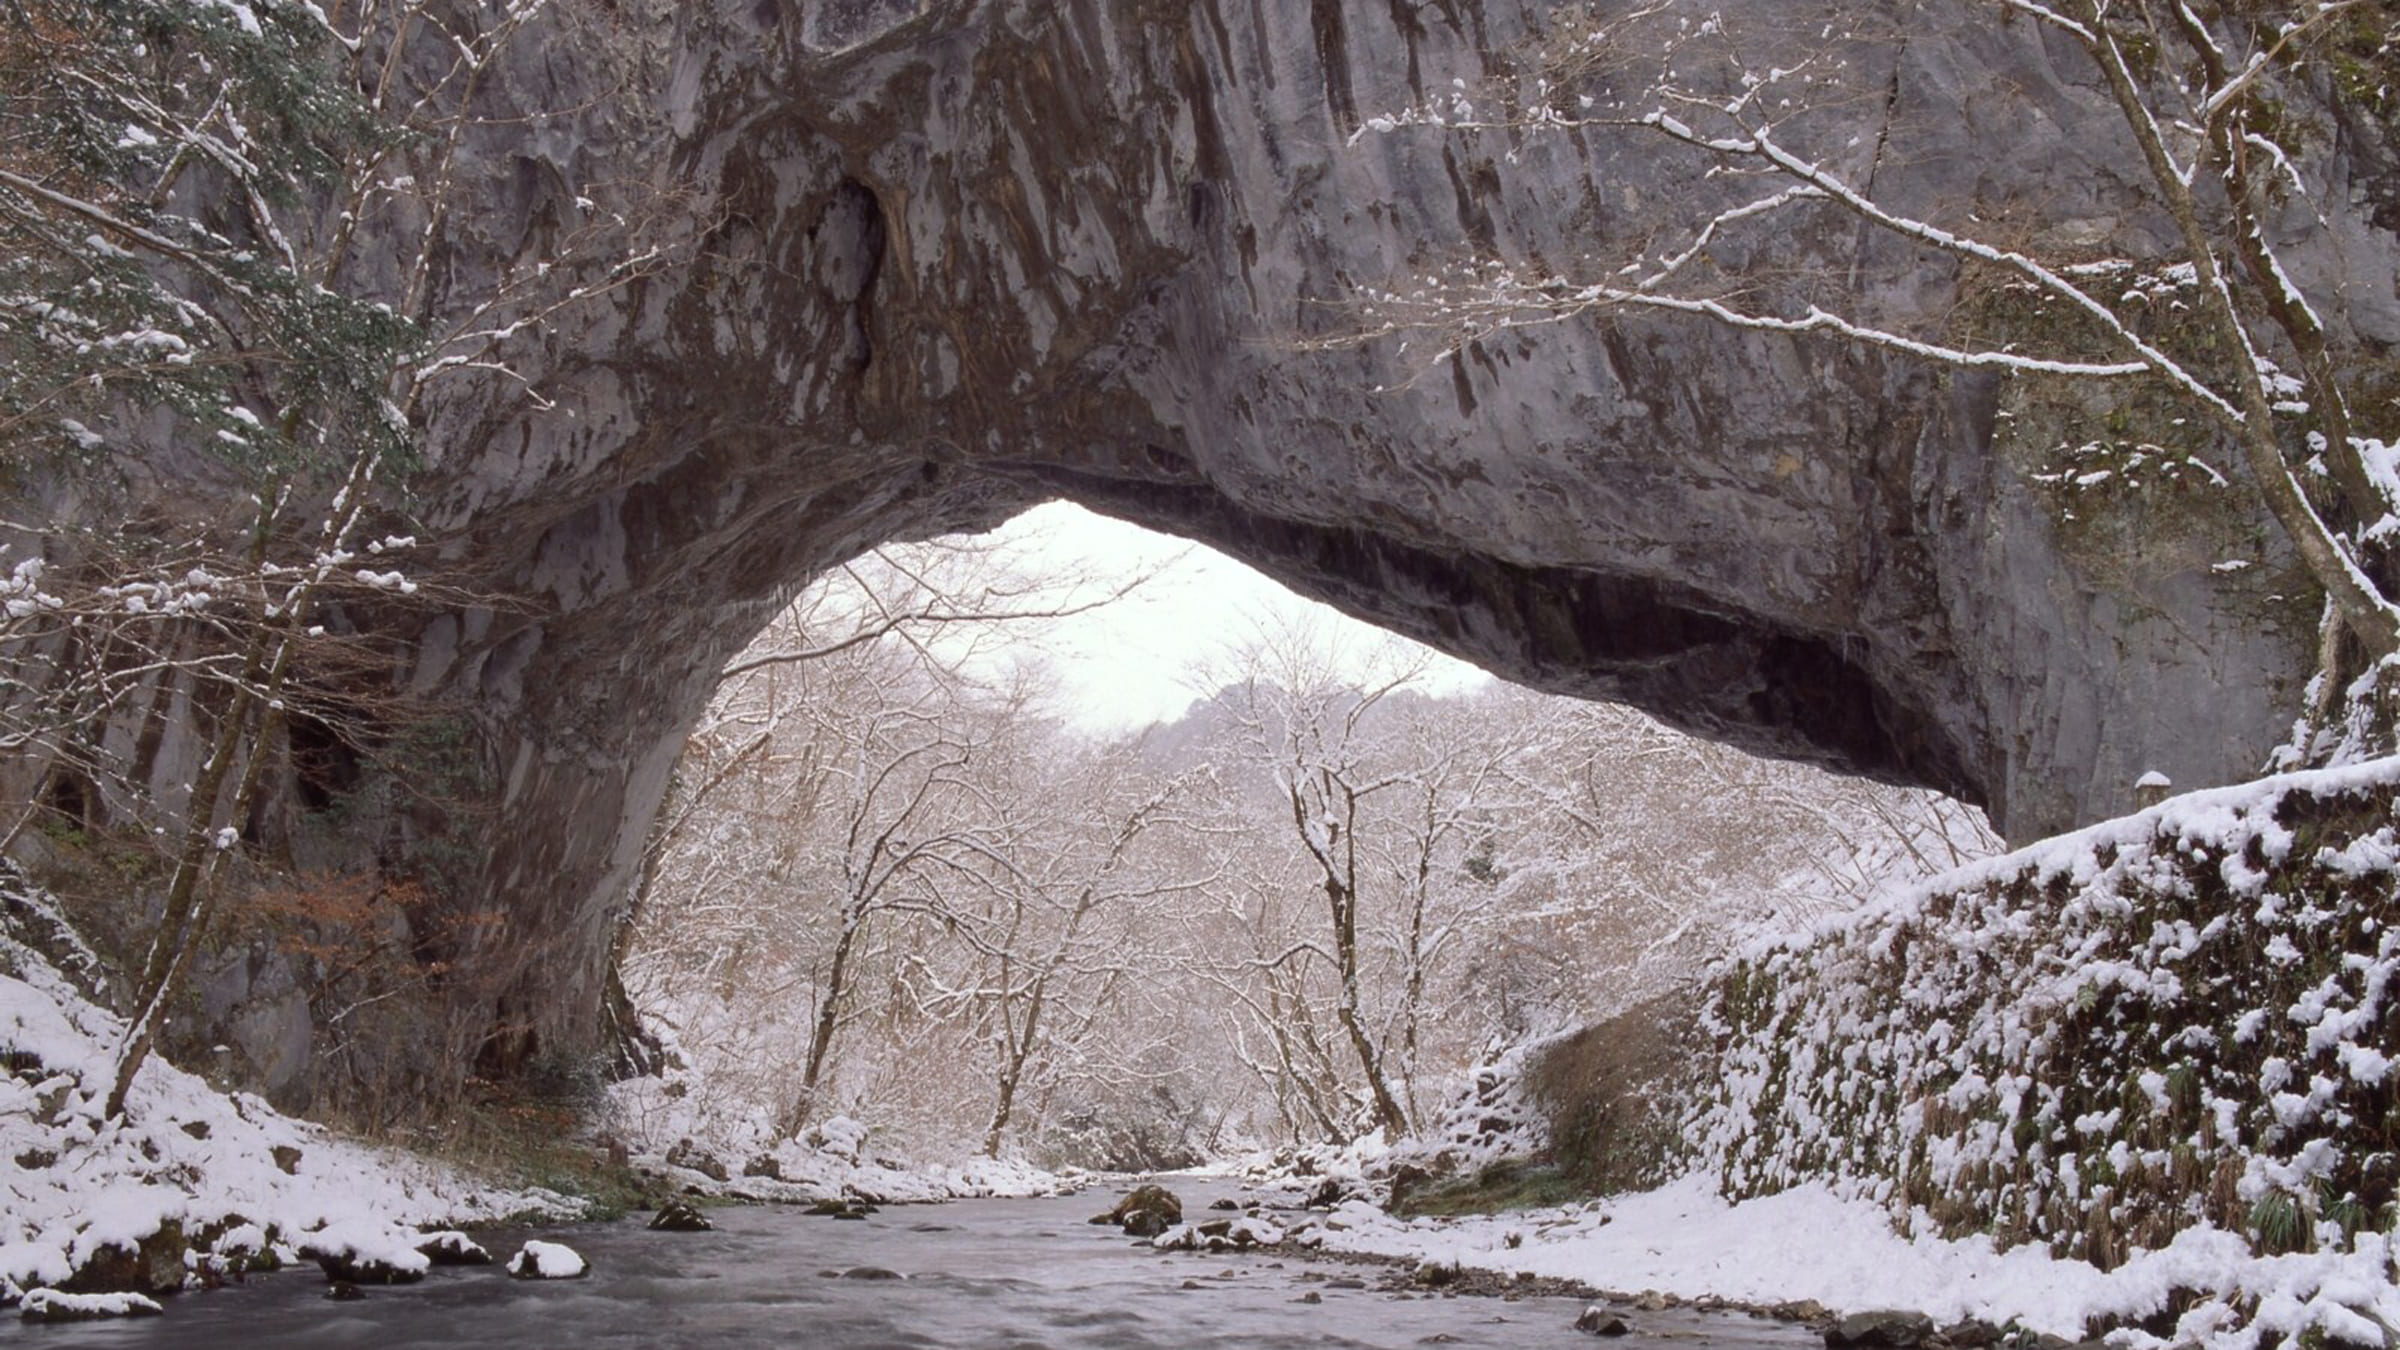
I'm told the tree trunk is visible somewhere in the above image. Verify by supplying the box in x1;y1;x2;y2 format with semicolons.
783;913;859;1138
1325;867;1409;1139
982;979;1044;1158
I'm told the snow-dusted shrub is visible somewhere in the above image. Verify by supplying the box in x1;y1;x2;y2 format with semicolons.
1521;996;1700;1196
1700;760;2400;1268
1396;1041;1554;1179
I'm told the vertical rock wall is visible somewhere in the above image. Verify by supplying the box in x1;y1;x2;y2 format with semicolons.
37;0;2385;1064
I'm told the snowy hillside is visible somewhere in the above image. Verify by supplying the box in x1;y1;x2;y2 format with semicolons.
0;867;575;1304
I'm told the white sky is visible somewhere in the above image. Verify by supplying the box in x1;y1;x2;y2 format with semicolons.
974;501;1492;733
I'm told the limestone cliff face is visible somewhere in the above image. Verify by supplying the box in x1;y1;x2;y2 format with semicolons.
324;0;2382;1052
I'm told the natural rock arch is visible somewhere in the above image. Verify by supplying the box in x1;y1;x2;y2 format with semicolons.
354;0;2359;1058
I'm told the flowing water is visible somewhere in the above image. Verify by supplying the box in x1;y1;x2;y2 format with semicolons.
1;1190;1822;1348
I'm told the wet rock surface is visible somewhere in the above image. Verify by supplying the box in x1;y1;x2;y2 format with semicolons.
1576;1308;1632;1337
307;1251;424;1287
644;1203;713;1233
61;1223;188;1296
1091;1183;1184;1235
1826;1310;1938;1348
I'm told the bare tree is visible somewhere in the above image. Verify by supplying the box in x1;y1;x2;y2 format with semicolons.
1192;620;1542;1140
617;535;1164;1138
621;550;2002;1163
956;744;1214;1157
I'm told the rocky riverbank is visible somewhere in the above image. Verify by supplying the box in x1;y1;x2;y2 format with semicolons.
0;864;1057;1321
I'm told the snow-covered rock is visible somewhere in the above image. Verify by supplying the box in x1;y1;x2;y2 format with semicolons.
646;1202;713;1233
302;1220;432;1284
506;1240;589;1280
17;1288;163;1322
804;1115;868;1165
415;1230;494;1265
1151;1216;1286;1252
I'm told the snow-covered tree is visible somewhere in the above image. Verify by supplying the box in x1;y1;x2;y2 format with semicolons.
621;544;2001;1163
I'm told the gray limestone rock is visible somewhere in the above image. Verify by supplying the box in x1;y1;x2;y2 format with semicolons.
21;0;2392;1076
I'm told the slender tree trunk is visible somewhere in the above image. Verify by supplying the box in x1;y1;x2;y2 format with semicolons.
783;911;860;1137
1324;866;1408;1138
982;979;1046;1157
2068;0;2400;660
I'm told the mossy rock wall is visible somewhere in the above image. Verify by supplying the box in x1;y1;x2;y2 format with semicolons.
1525;995;1702;1198
1697;762;2400;1269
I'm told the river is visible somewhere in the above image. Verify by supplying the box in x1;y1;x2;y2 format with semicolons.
1;1190;1824;1348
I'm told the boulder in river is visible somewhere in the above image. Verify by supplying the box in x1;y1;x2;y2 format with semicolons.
305;1222;431;1285
1123;1209;1172;1238
1091;1184;1182;1234
1152;1216;1286;1252
198;1220;281;1279
1825;1310;1938;1348
506;1241;590;1280
18;1289;163;1322
416;1231;494;1265
63;1221;188;1295
648;1202;714;1232
1576;1307;1633;1337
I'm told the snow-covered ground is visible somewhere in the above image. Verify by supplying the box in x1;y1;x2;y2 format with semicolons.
1289;1175;2399;1348
1264;758;2400;1350
0;886;581;1302
0;867;1067;1311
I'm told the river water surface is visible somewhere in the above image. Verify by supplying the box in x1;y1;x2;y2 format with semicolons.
2;1191;1822;1348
